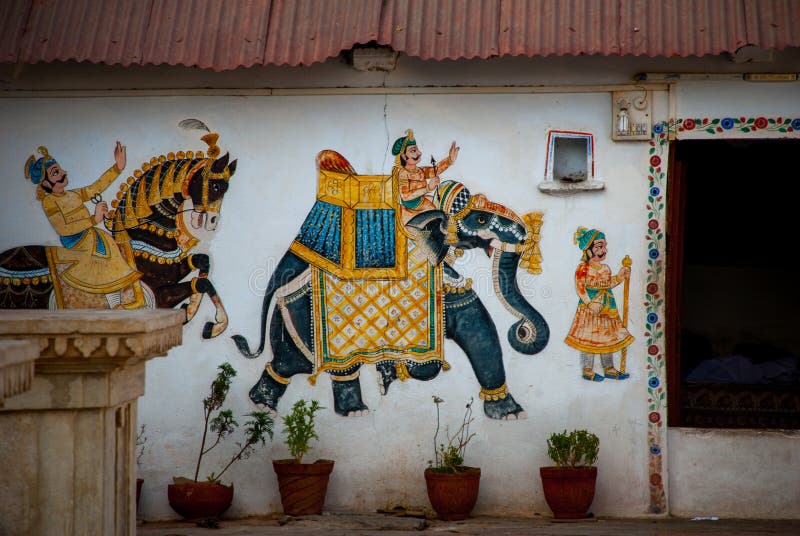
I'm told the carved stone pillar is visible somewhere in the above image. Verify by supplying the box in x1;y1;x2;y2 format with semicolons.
0;310;183;536
0;339;38;405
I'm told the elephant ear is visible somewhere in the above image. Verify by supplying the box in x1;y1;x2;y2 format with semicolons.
406;210;449;265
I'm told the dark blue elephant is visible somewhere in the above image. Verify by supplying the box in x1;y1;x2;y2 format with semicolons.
233;172;549;420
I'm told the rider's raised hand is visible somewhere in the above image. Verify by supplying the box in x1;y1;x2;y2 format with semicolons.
449;141;460;163
114;141;126;171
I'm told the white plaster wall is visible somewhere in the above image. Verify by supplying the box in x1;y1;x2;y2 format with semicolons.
668;428;800;519
0;91;665;520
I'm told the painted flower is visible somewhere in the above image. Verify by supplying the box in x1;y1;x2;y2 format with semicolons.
721;117;735;130
647;312;659;324
648;344;659;356
648;219;659;230
682;118;696;130
648;411;661;423
649;155;661;167
753;117;768;129
647;283;659;295
648;249;659;259
650;445;661;455
653;123;665;135
791;119;800;130
650;473;662;486
648;377;660;388
649;186;660;197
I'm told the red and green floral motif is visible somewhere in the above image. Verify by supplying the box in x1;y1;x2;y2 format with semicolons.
645;120;669;514
673;116;800;134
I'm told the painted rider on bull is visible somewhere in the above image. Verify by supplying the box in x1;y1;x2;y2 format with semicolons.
24;142;146;308
392;129;459;224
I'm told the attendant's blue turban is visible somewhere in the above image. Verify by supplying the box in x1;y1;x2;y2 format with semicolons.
574;227;605;251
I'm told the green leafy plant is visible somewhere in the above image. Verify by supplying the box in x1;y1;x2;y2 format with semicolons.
428;396;476;474
282;399;324;463
191;363;275;483
546;429;599;468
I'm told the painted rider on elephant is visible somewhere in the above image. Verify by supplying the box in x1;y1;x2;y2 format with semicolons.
392;129;460;224
24;142;145;308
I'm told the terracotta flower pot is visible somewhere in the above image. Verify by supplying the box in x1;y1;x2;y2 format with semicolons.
272;459;335;515
539;466;597;519
424;467;481;520
167;481;234;519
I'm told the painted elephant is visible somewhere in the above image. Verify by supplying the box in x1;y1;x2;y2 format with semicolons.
233;156;549;420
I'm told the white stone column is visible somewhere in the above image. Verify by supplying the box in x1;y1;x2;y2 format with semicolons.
0;310;183;536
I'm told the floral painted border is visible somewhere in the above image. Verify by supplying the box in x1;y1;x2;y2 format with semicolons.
645;116;800;514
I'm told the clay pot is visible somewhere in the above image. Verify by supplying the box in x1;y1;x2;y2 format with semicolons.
539;466;597;519
424;467;481;520
272;459;335;515
167;481;234;519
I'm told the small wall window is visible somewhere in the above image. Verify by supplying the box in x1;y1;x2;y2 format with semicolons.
539;130;604;193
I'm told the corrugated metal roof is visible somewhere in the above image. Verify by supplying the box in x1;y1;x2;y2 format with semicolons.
264;0;381;66
499;0;621;57
3;0;799;70
142;0;272;70
744;0;800;52
0;0;32;64
618;0;748;57
17;0;151;66
378;0;501;60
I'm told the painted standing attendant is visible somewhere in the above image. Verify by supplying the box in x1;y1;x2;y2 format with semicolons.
565;227;633;382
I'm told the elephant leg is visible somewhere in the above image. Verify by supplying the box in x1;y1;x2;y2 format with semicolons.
376;360;443;395
249;290;313;412
445;291;526;420
330;373;369;417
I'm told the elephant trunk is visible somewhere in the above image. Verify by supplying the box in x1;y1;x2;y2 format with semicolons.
493;250;550;354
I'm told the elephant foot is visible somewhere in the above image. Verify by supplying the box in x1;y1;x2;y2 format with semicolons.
331;376;370;417
376;361;397;395
249;367;288;414
484;393;527;420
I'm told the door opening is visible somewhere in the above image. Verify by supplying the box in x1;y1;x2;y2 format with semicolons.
667;139;800;429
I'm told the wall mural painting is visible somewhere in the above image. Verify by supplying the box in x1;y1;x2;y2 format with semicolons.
233;129;550;419
0;119;236;339
565;227;633;382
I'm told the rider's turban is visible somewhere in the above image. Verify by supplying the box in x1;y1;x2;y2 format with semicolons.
25;146;58;200
574;227;605;251
392;129;416;164
24;146;58;186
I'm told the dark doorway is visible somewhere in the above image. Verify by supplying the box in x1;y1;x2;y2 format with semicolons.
667;139;800;429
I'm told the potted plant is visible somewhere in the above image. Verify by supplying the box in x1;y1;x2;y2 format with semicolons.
168;363;274;520
272;399;334;515
136;424;147;510
539;429;600;519
424;396;480;521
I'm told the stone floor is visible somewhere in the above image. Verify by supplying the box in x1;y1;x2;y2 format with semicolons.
138;513;800;535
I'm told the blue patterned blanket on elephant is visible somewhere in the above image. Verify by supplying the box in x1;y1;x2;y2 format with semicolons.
310;238;443;373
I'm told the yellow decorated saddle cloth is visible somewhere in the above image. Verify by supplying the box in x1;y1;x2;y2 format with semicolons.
311;238;444;373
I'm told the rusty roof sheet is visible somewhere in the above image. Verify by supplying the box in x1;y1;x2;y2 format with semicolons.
378;0;502;60
265;0;381;66
3;0;799;70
